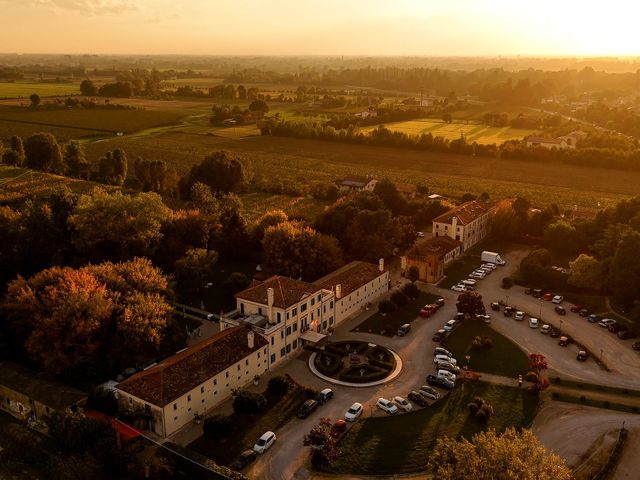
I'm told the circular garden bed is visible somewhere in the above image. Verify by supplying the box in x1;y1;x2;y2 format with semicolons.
313;340;397;384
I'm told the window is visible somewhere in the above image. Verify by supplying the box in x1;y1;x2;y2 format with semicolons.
293;323;297;331
330;301;333;309
277;312;281;322
225;371;229;378
200;386;204;394
301;303;307;312
263;347;267;354
270;337;274;346
322;321;327;330
174;416;177;421
280;331;284;340
311;298;315;306
293;339;298;349
240;303;245;314
245;359;249;366
286;312;290;320
286;344;291;353
270;353;276;363
317;294;321;302
188;407;191;412
237;364;240;371
280;347;285;357
292;308;297;316
213;379;217;386
258;352;260;358
187;395;191;402
202;399;205;403
173;403;177;411
286;326;291;335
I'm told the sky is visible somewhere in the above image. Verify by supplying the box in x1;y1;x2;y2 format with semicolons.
1;0;639;56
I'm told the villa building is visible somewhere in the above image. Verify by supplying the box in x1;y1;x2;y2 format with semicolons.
401;236;462;283
432;200;496;252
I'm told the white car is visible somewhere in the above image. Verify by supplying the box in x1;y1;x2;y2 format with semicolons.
253;431;276;454
469;272;485;280
451;284;467;292
529;317;539;328
436;360;460;374
434;347;452;357
540;324;551;334
437;369;457;382
552;295;564;304
515;311;525;321
476;314;491;324
417;231;425;238
393;396;412;412
419;386;440;400
598;318;616;328
376;398;399;414
478;266;493;273
345;402;364;422
434;354;457;365
443;319;457;332
482;263;497;270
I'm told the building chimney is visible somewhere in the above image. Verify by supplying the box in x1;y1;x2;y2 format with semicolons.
335;284;342;300
247;330;255;349
267;287;274;324
379;258;384;272
451;216;458;239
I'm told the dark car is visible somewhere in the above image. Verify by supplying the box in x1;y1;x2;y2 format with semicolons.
588;314;600;323
297;399;318;419
426;374;455;390
455;312;465;321
618;330;638;340
549;328;561;337
608;324;626;334
490;302;500;311
432;329;447;342
632;342;640;351
503;306;514;317
316;388;334;404
524;287;532;295
554;306;566;315
231;450;257;470
532;289;543;298
570;304;583;313
577;350;589;361
408;390;428;407
579;309;589;317
435;298;445;307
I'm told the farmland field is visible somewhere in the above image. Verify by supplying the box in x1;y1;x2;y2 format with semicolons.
0;82;80;99
362;118;534;144
0;120;103;142
82;133;640;209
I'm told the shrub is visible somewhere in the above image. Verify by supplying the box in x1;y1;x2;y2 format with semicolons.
339;364;388;383
378;299;397;314
468;397;493;423
232;390;267;415
390;291;409;306
524;371;539;383
468;402;480;416
471;335;493;350
501;277;515;289
314;352;343;375
474;409;488;423
267;376;291;397
401;282;420;299
203;414;233;440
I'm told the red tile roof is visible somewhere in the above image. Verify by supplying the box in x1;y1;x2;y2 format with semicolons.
116;325;267;407
410;236;462;258
313;261;386;298
432;200;496;226
235;276;320;309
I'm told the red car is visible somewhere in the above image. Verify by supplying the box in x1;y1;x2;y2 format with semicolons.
543;293;554;301
570;304;583;313
420;304;438;317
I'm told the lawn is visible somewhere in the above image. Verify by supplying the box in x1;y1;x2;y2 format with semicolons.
441;320;530;377
326;382;538;475
188;383;314;467
353;291;441;336
0;81;80;98
362;118;534;145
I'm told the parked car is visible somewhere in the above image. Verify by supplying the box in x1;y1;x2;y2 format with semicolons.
598;318;616;328
436;360;461;374
482;263;497;270
435;298;445;307
469;272;485;280
451;284;467;292
552;295;564;304
524;287;532;295
434;354;457;365
515;311;525;321
608;324;626;334
543;293;554;301
476;314;491;323
549;328;561;338
231;450;257;470
417;231;425;238
529;317;539;328
532;288;543;298
503;306;514;317
432;329;448;342
555;306;566;315
558;336;569;347
455;312;466;321
419;307;433;318
393;396;412;412
316;388;334;404
579;309;589;317
434;347;453;357
618;330;638;340
253;431;276;454
570;304;583;313
443;319;457;332
330;419;347;438
425;374;455;390
462;279;477;288
490;302;500;311
297;399;318;419
540;324;551;334
588;314;600;323
408;390;429;406
632;342;640;351
418;385;440;400
344;403;364;422
437;369;457;382
376;398;399;414
577;350;589;361
397;323;411;336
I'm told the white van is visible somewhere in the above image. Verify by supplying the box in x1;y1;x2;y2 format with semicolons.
529;318;539;328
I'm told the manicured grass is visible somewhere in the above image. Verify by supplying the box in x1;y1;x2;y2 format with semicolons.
326;382;538;475
353;291;440;336
188;383;314;467
0;82;80;98
441;320;530;377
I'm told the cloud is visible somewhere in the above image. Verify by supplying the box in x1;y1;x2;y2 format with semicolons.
28;0;138;15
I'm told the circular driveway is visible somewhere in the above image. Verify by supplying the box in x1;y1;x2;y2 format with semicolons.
308;348;403;387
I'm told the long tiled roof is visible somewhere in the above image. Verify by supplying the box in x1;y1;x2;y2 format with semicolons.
313;261;385;299
116;325;267;407
410;236;462;258
235;276;320;309
432;200;495;226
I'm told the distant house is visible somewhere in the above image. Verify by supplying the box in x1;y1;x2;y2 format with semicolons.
339;175;378;192
395;182;417;199
557;130;587;148
526;136;574;150
432;200;497;252
402;236;462;283
0;362;87;431
115;325;269;438
354;108;377;119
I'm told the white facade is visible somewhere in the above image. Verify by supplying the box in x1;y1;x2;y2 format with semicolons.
330;271;389;324
433;203;496;252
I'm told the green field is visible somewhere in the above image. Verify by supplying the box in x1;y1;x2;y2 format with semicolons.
327;383;538;475
0;82;80;99
363;118;534;145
